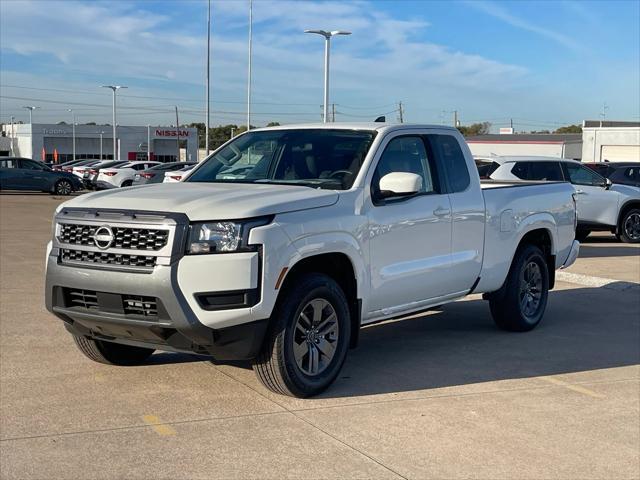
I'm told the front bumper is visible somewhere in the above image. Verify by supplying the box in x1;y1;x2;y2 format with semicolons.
43;208;284;360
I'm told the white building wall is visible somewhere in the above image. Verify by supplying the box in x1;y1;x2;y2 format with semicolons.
582;127;640;162
467;142;565;158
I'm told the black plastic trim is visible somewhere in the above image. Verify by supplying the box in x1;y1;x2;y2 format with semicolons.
195;289;259;311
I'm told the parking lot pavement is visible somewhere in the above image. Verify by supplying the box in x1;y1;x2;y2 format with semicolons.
1;194;639;480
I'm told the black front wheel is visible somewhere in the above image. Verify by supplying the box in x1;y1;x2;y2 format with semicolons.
489;244;549;332
252;273;351;398
53;179;74;196
73;336;155;365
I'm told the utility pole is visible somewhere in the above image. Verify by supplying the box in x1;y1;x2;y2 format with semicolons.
247;0;253;131
205;0;211;155
453;110;458;127
99;132;104;160
175;106;180;161
68;109;76;161
230;127;235;139
9;116;14;156
599;102;608;126
331;103;336;122
398;101;404;123
147;125;151;161
101;85;127;160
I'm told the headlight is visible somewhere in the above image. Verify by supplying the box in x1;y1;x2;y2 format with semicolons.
186;217;272;254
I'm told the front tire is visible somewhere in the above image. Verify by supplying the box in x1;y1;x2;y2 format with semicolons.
73;336;155;365
619;209;640;243
252;273;351;398
53;179;74;196
489;244;549;332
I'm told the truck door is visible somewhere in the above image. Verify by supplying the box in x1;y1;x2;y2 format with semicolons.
364;134;454;315
426;133;484;292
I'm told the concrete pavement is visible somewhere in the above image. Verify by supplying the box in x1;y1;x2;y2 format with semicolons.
1;194;638;479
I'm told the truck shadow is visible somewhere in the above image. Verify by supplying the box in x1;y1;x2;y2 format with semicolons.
578;244;640;258
321;285;640;398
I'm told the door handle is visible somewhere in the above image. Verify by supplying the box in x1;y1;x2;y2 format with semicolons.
433;207;451;217
574;190;586;195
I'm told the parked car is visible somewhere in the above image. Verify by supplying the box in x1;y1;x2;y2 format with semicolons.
484;155;640;243
162;164;195;183
51;159;86;172
45;123;579;397
0;157;83;195
95;161;160;189
72;160;104;179
82;160;129;190
133;162;197;186
584;162;640;188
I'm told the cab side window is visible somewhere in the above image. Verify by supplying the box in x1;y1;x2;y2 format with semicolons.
373;136;436;197
511;161;564;181
427;134;470;193
0;159;17;169
19;160;43;170
564;163;606;187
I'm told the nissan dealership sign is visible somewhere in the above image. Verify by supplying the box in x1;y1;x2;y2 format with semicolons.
155;129;190;137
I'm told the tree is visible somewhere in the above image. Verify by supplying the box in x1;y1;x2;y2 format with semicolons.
85;122;97;126
457;122;491;136
554;124;582;134
266;122;281;127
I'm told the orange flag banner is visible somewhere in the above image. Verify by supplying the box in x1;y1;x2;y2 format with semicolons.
54;149;59;163
41;147;46;161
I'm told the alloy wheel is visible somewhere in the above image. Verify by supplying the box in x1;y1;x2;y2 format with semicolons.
292;298;339;376
519;261;543;318
624;212;640;241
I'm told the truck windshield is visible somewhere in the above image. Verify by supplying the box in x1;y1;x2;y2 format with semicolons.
186;129;376;190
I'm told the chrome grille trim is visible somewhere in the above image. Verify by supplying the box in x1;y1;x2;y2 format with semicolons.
52;209;187;273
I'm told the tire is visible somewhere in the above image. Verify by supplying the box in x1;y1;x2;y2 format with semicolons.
53;179;74;196
489;244;549;332
121;180;133;188
252;273;351;398
73;335;155;366
619;208;640;243
575;229;591;242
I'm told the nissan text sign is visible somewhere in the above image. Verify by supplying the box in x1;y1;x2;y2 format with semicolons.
155;129;190;137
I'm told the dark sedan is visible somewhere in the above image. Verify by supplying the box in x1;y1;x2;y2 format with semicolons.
133;161;197;185
584;162;640;188
0;157;83;195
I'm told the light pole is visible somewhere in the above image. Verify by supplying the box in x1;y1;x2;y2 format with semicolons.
67;109;76;161
9;116;15;156
101;85;127;159
247;0;253;131
304;30;351;123
22;105;39;124
99;131;104;160
205;0;211;155
147;125;151;161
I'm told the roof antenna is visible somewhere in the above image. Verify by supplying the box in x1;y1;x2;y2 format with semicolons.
374;116;386;123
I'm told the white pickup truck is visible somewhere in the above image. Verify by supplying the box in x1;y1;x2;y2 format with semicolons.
45;124;579;397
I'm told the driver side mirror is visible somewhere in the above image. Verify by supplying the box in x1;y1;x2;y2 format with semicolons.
379;172;422;198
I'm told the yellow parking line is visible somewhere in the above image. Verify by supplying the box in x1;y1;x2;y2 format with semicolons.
539;377;605;399
142;415;177;436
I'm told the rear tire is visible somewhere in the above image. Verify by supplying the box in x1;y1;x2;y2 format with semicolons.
489;244;549;332
53;179;73;196
619;208;640;243
575;229;591;242
121;180;133;188
252;273;351;398
73;335;155;365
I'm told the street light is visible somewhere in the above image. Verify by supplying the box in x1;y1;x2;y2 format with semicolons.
303;29;351;123
67;109;76;161
101;85;127;159
247;0;253;131
100;131;104;160
205;0;211;155
22;105;39;124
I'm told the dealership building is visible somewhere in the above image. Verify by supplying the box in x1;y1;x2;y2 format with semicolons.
1;123;199;163
466;133;583;160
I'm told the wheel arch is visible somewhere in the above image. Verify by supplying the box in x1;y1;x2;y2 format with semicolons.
517;227;555;290
276;252;361;348
617;200;640;234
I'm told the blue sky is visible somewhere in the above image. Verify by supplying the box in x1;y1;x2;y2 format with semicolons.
1;0;638;131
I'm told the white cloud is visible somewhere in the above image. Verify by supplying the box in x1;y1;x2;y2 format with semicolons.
0;0;529;125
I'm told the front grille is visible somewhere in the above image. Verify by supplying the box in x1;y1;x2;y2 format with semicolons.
67;289;99;310
62;288;161;319
59;223;169;251
123;296;158;317
60;249;156;268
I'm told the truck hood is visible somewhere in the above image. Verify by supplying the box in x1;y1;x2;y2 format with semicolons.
62;182;340;220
